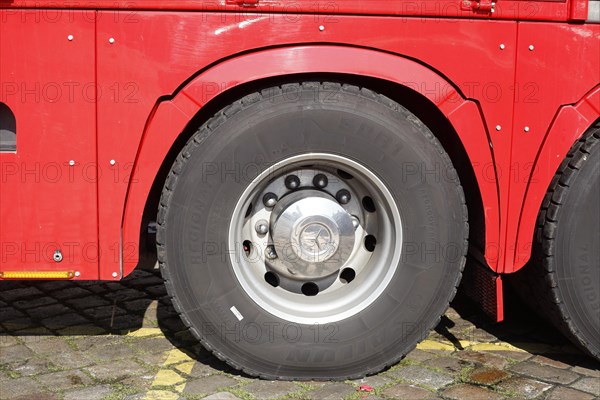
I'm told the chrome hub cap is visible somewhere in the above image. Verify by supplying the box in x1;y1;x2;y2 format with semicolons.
229;153;402;324
271;190;355;279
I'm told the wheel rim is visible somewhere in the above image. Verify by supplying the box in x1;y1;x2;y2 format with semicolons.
228;153;402;324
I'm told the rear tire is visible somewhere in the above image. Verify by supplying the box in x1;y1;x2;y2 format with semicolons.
513;123;600;359
157;82;468;379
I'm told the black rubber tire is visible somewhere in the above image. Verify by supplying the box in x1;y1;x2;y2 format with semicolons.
512;123;600;359
157;82;468;380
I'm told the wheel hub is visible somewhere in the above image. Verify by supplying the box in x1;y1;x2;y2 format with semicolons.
271;191;355;279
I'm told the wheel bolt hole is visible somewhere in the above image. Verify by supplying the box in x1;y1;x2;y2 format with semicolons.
339;268;356;284
242;240;252;256
364;235;377;252
362;196;376;213
264;271;280;287
301;282;319;296
337;169;354;180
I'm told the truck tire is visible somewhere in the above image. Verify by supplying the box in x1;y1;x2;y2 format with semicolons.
157;82;468;379
513;123;600;359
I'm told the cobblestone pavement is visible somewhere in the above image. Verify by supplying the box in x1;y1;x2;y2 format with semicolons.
0;269;598;400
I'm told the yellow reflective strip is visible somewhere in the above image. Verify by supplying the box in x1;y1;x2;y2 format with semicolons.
0;271;74;279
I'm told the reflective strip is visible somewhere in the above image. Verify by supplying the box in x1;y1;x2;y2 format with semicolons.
0;271;74;279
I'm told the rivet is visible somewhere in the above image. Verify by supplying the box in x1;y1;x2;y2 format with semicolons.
319;25;325;31
67;34;74;41
524;126;530;132
69;160;75;166
53;250;63;263
112;272;118;278
495;125;502;131
499;44;505;50
75;271;81;277
528;45;534;51
109;37;115;44
110;159;116;166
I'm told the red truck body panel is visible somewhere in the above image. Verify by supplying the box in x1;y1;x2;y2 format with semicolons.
1;2;599;286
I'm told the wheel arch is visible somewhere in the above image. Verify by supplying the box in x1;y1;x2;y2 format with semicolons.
511;85;600;272
121;45;497;277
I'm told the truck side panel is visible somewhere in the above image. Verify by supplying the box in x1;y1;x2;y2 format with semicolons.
0;10;98;277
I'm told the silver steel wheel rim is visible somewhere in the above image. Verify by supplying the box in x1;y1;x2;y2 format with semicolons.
228;153;402;324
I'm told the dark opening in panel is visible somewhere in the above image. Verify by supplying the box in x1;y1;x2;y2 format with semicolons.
0;103;16;152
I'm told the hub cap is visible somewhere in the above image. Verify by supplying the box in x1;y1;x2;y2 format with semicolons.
228;153;402;324
271;191;355;279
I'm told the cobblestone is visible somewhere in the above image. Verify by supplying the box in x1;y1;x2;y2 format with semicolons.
381;384;435;399
442;384;503;400
387;365;454;390
242;380;299;399
511;360;579;384
496;376;554;399
1;270;598;400
570;377;600;396
547;386;596;400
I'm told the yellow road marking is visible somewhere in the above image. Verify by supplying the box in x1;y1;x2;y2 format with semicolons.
417;340;456;351
164;348;194;365
152;370;186;386
175;361;195;375
417;339;585;354
127;327;162;337
144;347;195;399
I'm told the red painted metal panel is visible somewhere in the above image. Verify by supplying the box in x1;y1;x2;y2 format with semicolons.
512;86;600;271
0;10;98;278
505;23;600;273
0;0;573;22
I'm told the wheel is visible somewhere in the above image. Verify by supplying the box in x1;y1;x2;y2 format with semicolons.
513;123;600;359
157;82;468;379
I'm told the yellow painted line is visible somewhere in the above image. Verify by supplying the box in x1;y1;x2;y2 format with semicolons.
175;361;195;375
164;348;193;365
144;347;195;400
466;342;527;352
152;370;186;387
417;340;456;351
417;339;586;355
127;327;162;337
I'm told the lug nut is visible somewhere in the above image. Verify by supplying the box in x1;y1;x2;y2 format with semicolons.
285;175;300;190
265;246;277;259
351;215;360;229
263;192;278;208
313;174;328;189
255;220;269;235
336;189;351;204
